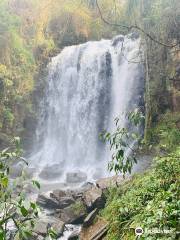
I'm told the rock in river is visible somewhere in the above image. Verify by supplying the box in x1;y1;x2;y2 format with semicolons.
66;171;87;184
34;218;65;237
55;200;87;224
83;186;105;211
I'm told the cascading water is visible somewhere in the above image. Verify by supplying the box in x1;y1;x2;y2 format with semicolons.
31;34;144;183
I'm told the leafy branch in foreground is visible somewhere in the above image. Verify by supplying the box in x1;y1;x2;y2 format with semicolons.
0;137;41;240
100;109;144;175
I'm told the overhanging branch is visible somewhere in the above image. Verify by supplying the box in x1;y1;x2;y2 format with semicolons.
96;0;179;48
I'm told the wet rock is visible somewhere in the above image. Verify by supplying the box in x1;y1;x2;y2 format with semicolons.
112;35;124;46
34;221;48;237
56;200;87;224
80;182;94;191
68;230;79;240
66;171;87;184
51;220;65;237
58;196;75;209
83;186;105;210
39;164;63;180
50;189;67;200
83;208;98;228
37;194;60;209
96;176;126;191
31;233;44;240
34;218;65;237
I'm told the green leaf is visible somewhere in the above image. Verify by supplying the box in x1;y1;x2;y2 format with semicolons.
32;180;40;189
1;177;8;188
117;149;124;158
30;202;36;210
20;206;28;217
0;230;5;240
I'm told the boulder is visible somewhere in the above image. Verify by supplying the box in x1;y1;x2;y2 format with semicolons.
56;200;87;224
96;176;126;191
36;194;60;209
39;164;63;180
51;220;65;237
57;196;75;209
50;189;67;200
66;171;87;184
34;218;65;237
81;182;94;191
83;208;98;228
34;221;48;237
83;187;105;210
31;233;44;240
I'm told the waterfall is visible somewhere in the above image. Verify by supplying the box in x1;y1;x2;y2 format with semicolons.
31;34;144;182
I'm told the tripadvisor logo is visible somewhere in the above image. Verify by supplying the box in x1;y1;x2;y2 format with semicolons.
135;227;144;236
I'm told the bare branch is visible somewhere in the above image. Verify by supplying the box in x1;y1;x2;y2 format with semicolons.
96;0;179;48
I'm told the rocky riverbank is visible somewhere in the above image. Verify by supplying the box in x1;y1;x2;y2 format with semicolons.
33;175;130;240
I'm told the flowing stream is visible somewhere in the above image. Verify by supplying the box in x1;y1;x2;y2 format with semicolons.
31;34;144;183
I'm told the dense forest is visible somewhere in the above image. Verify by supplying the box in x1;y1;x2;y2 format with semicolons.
0;0;179;239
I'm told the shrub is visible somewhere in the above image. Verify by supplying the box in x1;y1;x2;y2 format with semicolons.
102;149;180;240
0;137;40;239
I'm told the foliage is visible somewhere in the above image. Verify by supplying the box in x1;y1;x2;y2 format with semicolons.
3;108;14;128
102;148;180;240
0;137;40;240
100;109;144;175
147;112;180;152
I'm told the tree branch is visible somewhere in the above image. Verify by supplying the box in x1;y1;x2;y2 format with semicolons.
96;0;179;48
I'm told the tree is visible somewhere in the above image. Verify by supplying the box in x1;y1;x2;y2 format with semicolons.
100;109;144;175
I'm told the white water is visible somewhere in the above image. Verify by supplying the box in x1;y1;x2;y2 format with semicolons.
31;34;144;182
